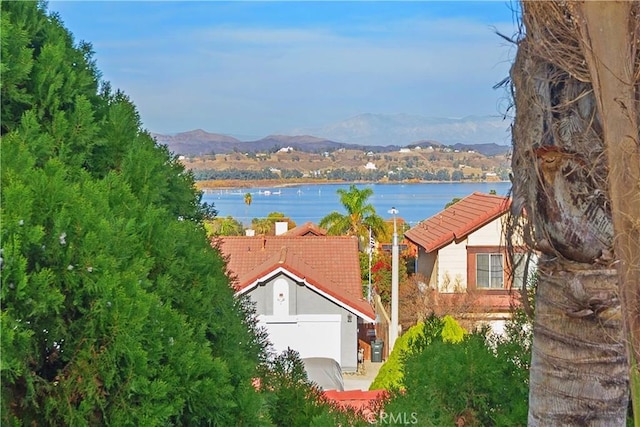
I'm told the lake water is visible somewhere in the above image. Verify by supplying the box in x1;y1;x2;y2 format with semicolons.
202;182;512;227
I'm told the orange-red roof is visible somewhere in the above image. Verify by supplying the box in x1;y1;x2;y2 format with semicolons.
284;221;327;236
216;235;375;321
324;389;388;413
435;292;520;313
405;192;511;252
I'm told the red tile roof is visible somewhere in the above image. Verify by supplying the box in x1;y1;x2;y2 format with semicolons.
284;221;327;236
405;192;511;252
435;291;520;313
323;389;388;413
216;235;375;321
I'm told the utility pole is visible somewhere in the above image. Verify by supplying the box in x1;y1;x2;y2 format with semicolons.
388;207;399;351
368;227;373;303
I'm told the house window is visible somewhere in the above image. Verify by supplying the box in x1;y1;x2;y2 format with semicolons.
511;252;536;289
512;253;526;289
476;253;504;288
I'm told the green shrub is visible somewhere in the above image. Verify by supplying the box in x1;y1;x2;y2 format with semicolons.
257;349;369;427
382;313;531;426
370;315;459;390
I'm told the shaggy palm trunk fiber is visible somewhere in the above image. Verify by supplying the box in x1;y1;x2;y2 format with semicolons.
509;1;639;424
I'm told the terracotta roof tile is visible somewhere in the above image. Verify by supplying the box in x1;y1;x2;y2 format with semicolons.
436;292;520;313
216;235;375;321
323;389;388;412
405;192;511;252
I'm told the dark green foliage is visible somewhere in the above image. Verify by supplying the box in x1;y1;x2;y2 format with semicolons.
1;2;265;424
191;166;464;183
319;184;387;251
383;314;531;426
445;197;462;208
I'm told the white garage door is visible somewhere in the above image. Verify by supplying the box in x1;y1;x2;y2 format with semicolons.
259;314;342;365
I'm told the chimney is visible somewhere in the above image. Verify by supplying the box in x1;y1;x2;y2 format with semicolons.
275;221;289;236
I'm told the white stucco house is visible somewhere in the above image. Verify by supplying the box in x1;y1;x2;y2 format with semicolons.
404;192;525;334
217;234;375;372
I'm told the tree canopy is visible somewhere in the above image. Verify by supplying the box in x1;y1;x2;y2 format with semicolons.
319;185;387;249
378;314;531;426
1;2;266;424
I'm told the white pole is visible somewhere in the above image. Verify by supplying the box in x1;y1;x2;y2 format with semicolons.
389;207;399;351
368;227;372;303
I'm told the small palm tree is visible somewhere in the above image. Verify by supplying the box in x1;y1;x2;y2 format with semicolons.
243;192;252;226
319;184;387;250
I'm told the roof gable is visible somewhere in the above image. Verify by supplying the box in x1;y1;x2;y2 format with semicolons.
405;192;511;252
216;235;374;320
284;221;327;236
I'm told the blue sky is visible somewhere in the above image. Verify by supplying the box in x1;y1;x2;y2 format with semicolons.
49;1;521;139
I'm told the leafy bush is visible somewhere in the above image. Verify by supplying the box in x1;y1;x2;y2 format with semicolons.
382;313;531;426
257;349;369;427
370;315;455;390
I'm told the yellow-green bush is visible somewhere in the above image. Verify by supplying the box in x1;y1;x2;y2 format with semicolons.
369;315;466;390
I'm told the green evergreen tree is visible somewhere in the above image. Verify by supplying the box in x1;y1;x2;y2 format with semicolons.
1;2;266;424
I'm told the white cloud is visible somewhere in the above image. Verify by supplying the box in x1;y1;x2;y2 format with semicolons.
90;12;517;136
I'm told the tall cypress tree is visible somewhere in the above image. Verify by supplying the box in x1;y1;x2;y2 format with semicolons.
1;2;267;424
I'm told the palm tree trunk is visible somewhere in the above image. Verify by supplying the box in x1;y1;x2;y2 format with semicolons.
528;259;628;425
573;3;640;417
509;2;633;423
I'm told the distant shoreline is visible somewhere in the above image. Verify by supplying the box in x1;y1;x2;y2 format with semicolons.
195;178;509;191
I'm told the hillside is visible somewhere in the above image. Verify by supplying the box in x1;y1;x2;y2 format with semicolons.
181;144;511;185
153;129;511;157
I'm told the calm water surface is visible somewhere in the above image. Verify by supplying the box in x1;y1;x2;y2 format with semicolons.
202;182;512;227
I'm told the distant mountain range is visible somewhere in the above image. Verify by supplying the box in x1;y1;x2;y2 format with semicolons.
151;130;384;156
288;113;513;146
151;114;512;157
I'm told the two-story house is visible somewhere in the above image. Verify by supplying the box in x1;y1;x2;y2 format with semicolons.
404;192;524;334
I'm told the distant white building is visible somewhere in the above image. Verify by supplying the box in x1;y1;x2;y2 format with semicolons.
399;148;411;153
364;162;377;170
279;146;294;153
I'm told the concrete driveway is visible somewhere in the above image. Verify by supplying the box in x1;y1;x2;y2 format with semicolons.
343;360;384;391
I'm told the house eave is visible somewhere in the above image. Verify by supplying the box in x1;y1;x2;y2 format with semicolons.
235;267;376;323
